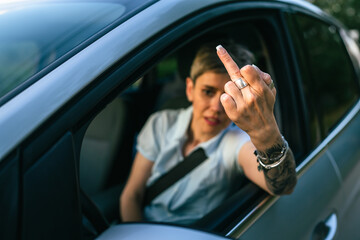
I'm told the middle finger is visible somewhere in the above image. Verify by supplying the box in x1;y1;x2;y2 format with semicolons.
216;45;244;82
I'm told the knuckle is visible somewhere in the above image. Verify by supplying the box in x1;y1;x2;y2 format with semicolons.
233;69;241;77
242;64;252;71
263;73;271;81
240;65;252;74
225;81;236;93
223;54;234;63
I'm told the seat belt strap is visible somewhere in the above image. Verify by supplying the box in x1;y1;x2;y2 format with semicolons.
143;148;207;206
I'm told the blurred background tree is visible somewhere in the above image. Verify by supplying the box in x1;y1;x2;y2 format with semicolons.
308;0;360;40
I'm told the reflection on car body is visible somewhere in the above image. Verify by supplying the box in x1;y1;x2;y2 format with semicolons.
0;0;359;239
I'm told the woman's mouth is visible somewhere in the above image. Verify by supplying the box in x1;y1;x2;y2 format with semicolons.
204;117;220;126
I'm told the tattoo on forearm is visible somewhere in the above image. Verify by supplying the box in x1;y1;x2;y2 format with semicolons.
263;149;297;195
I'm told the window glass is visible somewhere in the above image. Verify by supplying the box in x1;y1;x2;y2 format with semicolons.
0;42;40;93
157;56;178;83
293;14;359;143
0;2;126;100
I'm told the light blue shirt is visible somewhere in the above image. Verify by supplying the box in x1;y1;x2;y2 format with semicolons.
137;106;250;225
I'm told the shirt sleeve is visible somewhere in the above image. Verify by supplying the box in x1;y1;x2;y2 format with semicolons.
222;126;250;175
136;111;165;162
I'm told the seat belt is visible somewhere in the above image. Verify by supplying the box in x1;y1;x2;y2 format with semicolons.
143;148;207;206
80;188;109;235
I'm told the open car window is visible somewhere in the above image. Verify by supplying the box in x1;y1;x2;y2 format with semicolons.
78;10;301;235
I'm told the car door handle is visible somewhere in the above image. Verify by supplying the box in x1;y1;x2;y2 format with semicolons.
312;213;337;240
324;213;337;240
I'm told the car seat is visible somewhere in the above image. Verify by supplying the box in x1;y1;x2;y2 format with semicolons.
80;97;126;196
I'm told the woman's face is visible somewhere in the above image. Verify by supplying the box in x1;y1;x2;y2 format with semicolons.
186;71;232;140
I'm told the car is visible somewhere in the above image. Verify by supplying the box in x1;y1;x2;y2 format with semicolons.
1;0;360;239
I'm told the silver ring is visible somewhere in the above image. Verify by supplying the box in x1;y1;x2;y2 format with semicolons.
268;79;274;89
233;77;248;89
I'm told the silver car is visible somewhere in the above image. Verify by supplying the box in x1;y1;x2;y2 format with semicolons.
1;0;359;239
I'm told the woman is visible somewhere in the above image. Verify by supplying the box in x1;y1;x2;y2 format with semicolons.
120;40;297;225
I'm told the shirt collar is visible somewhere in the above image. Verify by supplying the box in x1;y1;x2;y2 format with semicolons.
197;123;233;157
172;105;193;141
173;105;233;157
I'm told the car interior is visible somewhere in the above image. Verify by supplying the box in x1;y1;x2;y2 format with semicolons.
78;19;289;236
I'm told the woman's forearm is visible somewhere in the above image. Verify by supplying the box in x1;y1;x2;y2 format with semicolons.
260;148;297;195
120;192;144;222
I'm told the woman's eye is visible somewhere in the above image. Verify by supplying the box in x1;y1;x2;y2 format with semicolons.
202;89;214;96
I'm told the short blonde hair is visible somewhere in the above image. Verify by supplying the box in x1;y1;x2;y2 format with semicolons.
190;39;254;82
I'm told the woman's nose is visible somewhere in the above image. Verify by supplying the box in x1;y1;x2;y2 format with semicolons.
210;96;224;112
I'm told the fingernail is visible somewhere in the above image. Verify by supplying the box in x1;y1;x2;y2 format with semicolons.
216;45;226;55
252;64;260;71
220;93;228;102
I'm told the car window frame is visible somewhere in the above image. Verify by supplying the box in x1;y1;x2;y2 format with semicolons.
74;2;309;237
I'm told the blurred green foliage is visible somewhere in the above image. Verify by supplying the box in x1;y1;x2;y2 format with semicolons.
309;0;360;35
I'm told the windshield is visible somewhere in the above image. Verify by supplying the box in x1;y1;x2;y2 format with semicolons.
0;1;126;101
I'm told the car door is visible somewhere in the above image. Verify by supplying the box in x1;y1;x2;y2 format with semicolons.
286;7;360;240
325;20;360;240
287;8;360;240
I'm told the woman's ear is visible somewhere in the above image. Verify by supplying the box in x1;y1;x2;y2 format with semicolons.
185;77;194;102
